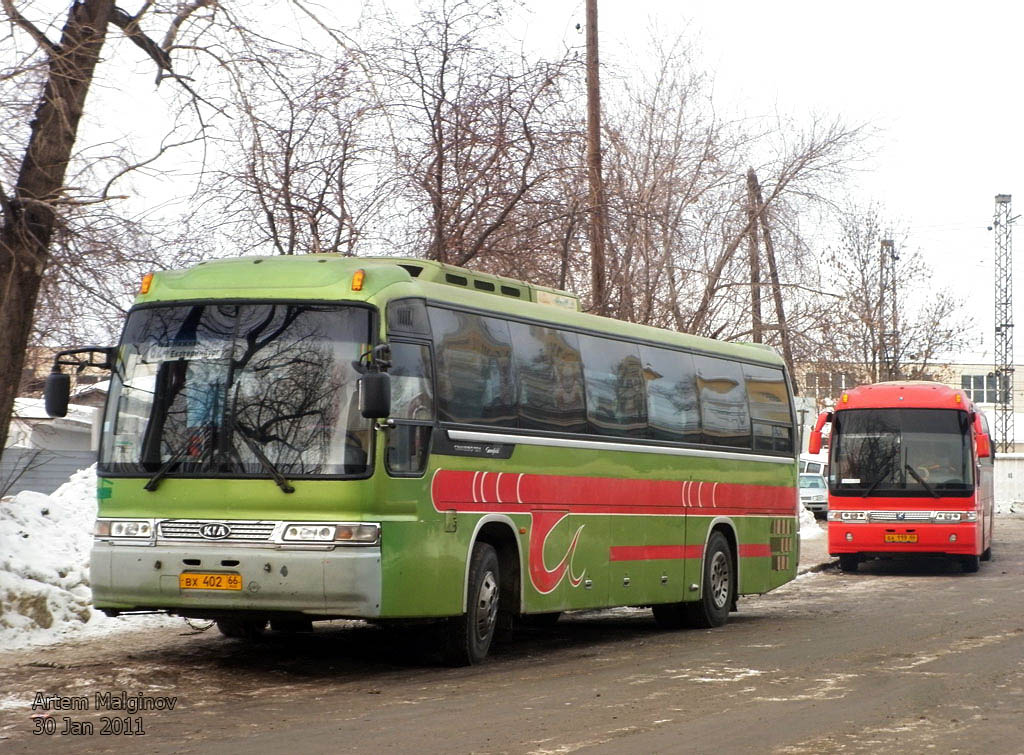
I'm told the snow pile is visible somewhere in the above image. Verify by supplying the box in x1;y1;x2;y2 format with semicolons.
996;499;1020;515
798;503;823;539
0;466;176;650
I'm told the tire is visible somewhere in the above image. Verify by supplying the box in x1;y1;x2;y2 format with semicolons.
683;531;734;629
216;617;267;639
270;617;313;633
442;542;500;666
838;554;859;573
981;546;992;562
961;555;980;573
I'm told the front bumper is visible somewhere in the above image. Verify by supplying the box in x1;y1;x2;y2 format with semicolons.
827;522;979;556
90;541;382;618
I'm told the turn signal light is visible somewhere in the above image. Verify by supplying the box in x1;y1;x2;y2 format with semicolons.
352;269;365;291
140;273;154;294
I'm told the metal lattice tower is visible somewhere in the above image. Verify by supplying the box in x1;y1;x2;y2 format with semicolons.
994;194;1014;453
879;239;899;381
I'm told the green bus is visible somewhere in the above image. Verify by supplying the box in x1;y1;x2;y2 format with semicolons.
45;255;799;664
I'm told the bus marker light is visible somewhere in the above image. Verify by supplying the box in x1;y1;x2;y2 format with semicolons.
845;532;853;542
140;273;154;294
352;269;365;291
949;534;957;543
519;527;527;534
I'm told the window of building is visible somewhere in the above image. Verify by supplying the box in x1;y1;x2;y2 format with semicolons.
961;374;998;404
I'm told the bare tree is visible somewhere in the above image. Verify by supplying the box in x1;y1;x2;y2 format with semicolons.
366;0;579;269
814;203;971;386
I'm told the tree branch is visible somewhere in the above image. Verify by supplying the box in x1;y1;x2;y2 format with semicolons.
1;0;58;56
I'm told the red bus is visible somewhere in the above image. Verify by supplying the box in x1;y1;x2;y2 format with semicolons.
808;381;994;573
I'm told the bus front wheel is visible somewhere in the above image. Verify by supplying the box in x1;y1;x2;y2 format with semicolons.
442;542;500;666
838;554;859;573
216;617;267;639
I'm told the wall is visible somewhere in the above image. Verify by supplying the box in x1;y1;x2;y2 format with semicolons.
995;454;1024;507
0;448;96;497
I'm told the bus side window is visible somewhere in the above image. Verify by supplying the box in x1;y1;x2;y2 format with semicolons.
578;335;647;438
508;322;587;434
428;308;516;427
639;345;700;444
743;364;794;453
386;342;434;476
694;356;751;449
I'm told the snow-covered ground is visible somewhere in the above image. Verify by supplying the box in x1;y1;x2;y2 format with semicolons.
0;465;1019;651
0;466;178;651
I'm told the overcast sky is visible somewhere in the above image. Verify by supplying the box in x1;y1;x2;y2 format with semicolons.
78;0;1023;361
522;0;1023;361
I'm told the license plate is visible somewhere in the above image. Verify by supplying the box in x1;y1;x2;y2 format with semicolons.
179;572;243;590
884;533;918;544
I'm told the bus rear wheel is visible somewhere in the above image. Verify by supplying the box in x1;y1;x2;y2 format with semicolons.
686;531;734;629
442;542;500;666
838;554;859;573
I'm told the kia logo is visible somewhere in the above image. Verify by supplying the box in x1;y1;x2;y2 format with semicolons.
199;523;231;540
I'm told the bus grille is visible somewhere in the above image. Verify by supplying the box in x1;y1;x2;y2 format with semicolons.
868;511;934;523
158;520;277;542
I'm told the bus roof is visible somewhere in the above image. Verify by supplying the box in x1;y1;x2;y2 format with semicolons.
136;255;785;367
835;381;974;411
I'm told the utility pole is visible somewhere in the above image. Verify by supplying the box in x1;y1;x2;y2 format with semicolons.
878;238;899;381
994;194;1014;453
746;170;763;343
748;169;797;392
585;0;608;315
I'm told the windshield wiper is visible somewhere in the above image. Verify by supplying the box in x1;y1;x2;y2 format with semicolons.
860;474;886;498
234;424;295;494
905;463;940;498
144;427;211;492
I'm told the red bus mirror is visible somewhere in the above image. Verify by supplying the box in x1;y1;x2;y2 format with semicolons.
808;410;831;455
976;433;991;459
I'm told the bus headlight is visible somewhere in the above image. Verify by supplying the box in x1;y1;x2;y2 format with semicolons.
96;519;154;538
280;522;380;544
283;524;337;542
828;511;867;522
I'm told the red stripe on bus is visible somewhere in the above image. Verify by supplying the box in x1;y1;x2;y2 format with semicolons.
608;545;698;561
431;469;794;517
738;543;772;558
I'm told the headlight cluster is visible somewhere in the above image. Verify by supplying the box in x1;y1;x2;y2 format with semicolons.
934;511;977;522
96;520;154;538
281;522;379;544
828;511;867;522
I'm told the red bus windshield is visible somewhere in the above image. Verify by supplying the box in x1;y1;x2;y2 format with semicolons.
829;408;973;498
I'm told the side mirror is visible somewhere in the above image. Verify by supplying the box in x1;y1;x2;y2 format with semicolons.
359;372;391;419
807;410;832;455
976;433;991;459
44;371;71;418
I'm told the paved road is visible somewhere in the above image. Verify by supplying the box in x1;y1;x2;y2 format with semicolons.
2;517;1022;754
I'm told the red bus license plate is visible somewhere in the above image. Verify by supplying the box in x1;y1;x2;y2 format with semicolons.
884;533;918;544
179;573;243;590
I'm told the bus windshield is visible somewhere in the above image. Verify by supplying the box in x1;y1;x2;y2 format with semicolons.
100;303;372;478
829;408;973;496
